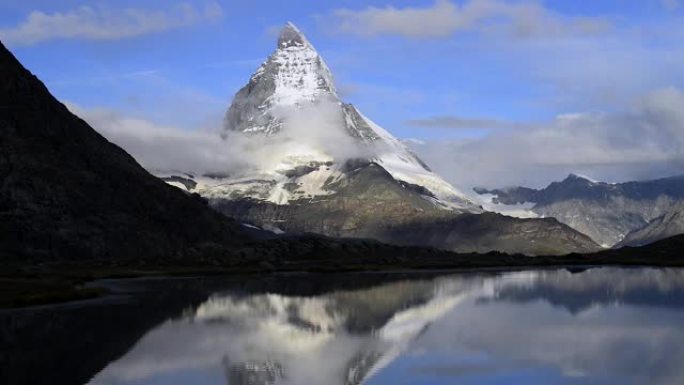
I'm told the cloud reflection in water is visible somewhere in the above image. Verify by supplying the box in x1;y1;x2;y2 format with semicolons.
88;268;684;385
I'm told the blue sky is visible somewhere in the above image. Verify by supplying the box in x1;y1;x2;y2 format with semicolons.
2;0;684;188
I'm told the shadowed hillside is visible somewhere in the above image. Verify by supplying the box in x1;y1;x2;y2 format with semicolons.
0;41;251;263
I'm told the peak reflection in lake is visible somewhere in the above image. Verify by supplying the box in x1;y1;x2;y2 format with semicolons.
87;268;684;385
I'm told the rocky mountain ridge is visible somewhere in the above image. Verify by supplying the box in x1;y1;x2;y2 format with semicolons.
476;174;684;247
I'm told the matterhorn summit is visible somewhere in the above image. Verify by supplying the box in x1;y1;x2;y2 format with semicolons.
160;23;600;256
225;22;338;136
215;22;475;208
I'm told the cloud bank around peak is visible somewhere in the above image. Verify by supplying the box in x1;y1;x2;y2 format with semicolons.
68;99;378;177
0;2;223;46
70;86;684;192
66;103;235;174
326;0;610;39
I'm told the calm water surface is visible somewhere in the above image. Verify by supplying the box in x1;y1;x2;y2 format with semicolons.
77;268;684;385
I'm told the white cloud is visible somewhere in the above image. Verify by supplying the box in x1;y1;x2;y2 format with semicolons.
0;2;224;45
409;87;684;189
68;86;684;193
327;0;610;39
66;102;235;174
67;99;379;176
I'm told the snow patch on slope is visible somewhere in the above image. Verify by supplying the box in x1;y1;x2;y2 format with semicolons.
356;111;474;207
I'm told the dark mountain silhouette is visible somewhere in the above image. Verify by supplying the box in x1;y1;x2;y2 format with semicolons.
0;41;251;263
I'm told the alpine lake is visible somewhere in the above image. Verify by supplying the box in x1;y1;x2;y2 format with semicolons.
3;267;684;385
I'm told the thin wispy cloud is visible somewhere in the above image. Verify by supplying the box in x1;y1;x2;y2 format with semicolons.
662;0;681;11
52;68;226;131
205;58;266;69
0;2;224;45
48;69;162;87
325;0;610;39
405;116;523;130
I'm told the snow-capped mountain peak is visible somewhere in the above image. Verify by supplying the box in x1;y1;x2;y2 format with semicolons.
172;23;478;211
225;23;337;136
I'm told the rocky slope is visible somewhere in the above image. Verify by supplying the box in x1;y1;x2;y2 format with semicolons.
476;174;684;247
617;203;684;247
215;162;598;255
0;40;252;262
161;23;599;256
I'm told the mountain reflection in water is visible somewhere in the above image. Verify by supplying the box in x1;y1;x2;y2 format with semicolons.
87;268;684;385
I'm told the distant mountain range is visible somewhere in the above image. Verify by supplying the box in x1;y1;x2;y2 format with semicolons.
475;174;684;247
158;23;598;256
